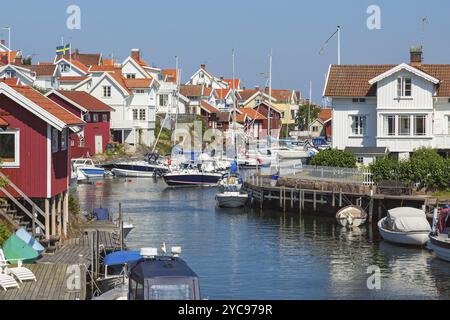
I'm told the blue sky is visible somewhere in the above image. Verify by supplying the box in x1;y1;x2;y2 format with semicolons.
2;0;450;102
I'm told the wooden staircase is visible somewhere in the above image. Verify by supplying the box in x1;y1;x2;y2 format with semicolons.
0;199;35;232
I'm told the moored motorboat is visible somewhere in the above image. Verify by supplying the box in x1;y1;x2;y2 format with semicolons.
111;153;168;178
429;205;450;261
163;162;222;187
336;205;368;228
72;158;105;181
216;161;248;208
378;207;431;246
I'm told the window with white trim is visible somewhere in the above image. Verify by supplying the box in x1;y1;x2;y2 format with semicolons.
132;109;139;121
103;86;112;98
85;114;91;122
383;115;396;136
414;115;426;136
0;130;19;167
60;64;70;73
52;128;59;153
399;115;411;136
5;70;16;78
93;114;99;123
126;74;136;79
102;114;108;122
61;129;67;151
134;89;145;94
351;115;366;136
397;77;412;97
357;157;364;164
159;94;169;107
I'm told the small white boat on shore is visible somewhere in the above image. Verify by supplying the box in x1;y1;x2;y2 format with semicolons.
336;205;367;228
378;207;431;247
71;158;105;182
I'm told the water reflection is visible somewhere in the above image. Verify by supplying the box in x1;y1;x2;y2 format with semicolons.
75;178;450;300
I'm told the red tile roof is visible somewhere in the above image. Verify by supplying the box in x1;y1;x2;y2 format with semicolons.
26;64;57;77
216;88;231;99
319;108;332;121
89;65;118;72
235;113;247;123
56;53;101;67
263;88;295;103
0;51;19;65
124;78;153;88
200;100;220;114
203;87;214;97
239;89;259;101
324;64;450;97
0;78;20;86
180;85;203;97
54;90;114;112
108;72;132;95
0;116;8;126
5;84;84;125
239;108;266;120
58;76;89;82
163;69;177;83
223;79;240;89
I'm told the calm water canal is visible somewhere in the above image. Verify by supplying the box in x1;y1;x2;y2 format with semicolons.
75;178;450;300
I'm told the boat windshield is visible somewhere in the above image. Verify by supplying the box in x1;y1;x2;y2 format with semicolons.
149;283;193;300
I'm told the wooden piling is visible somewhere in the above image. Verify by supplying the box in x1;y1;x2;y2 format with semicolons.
339;189;343;207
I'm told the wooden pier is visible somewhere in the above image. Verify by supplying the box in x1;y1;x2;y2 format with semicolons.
244;175;438;221
0;220;124;300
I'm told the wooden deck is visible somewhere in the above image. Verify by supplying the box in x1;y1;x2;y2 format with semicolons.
0;264;83;300
0;221;124;300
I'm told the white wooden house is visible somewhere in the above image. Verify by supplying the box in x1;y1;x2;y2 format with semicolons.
324;47;450;163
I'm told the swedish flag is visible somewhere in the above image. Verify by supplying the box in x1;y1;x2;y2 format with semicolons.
56;44;70;56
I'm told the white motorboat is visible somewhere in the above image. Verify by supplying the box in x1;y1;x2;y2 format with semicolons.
71;158;105;182
429;206;450;262
163;162;222;187
216;191;248;208
336;205;368;228
110;153;168;178
378;207;431;246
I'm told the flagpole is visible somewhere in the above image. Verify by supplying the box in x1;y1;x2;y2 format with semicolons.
337;26;341;65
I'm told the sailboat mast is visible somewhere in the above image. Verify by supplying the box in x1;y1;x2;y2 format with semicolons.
232;49;237;160
173;56;180;146
268;50;273;143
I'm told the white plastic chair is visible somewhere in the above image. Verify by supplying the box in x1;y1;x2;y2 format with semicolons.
0;249;37;283
0;267;20;291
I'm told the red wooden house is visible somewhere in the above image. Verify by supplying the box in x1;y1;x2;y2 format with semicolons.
245;101;282;138
199;100;219;129
0;80;84;239
46;90;113;157
238;108;267;140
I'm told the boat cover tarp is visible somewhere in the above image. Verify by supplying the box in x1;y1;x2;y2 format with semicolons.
104;251;142;266
386;207;431;232
15;228;45;254
2;234;40;263
93;208;110;221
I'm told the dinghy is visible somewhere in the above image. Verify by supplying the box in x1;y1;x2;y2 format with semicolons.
378;207;431;246
336;205;367;227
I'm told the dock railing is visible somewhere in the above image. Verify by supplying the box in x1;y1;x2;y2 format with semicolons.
257;160;374;186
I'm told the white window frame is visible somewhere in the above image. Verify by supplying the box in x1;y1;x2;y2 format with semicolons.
132;109;139;121
93;114;99;123
103;86;112;98
134;89;145;94
0;130;20;167
383;115;396;136
5;70;16;78
350;115;367;136
413;115;426;136
60;64;70;73
126;74;136;79
397;77;412;98
52;128;59;153
398;115;411;136
61;129;67;151
102;114;108;122
159;94;169;107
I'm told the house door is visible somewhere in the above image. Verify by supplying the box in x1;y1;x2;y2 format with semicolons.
95;135;103;154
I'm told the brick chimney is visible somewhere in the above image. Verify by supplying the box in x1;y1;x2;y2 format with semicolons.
200;64;206;69
131;49;140;61
0;40;5;46
410;46;423;66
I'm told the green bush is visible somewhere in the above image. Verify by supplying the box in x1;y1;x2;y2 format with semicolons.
310;149;357;168
370;148;450;191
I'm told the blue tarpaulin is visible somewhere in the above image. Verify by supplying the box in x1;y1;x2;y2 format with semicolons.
230;161;238;173
104;251;143;266
93;208;110;221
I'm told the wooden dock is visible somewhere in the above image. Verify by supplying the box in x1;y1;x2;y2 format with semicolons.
244;175;438;221
0;221;124;300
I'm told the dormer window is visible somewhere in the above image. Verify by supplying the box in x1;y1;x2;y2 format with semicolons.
126;74;136;79
5;70;16;78
60;64;70;73
397;77;412;97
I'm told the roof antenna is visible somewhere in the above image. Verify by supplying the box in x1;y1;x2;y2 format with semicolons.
421;17;428;49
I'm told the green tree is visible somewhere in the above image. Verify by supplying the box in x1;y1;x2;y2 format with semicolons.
296;104;321;131
310;149;357;168
22;56;32;65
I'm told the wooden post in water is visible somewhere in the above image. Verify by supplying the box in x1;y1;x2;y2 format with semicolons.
283;187;287;213
119;203;124;251
378;201;382;220
96;230;100;280
44;199;50;240
339;189;343;207
332;191;336;207
313;191;317;211
369;191;374;223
